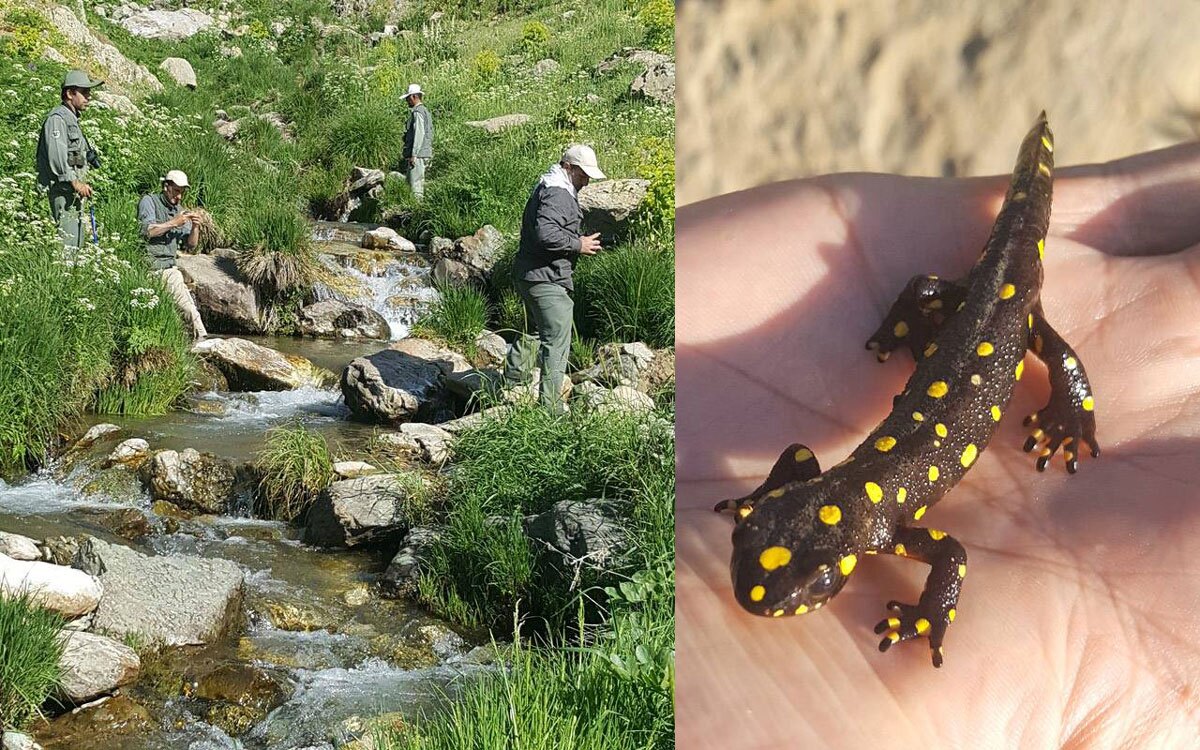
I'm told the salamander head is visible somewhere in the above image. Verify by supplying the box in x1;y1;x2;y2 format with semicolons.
730;489;858;617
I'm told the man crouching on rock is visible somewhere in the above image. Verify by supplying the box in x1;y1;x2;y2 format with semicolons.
502;144;605;413
137;169;208;339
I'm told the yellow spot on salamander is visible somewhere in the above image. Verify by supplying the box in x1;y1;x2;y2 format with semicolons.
1029;313;1034;328
1038;162;1052;176
759;546;792;571
794;447;814;462
1082;396;1095;411
928;465;940;482
928;529;946;540
895;543;907;555
1015;360;1025;380
915;618;931;635
796;604;809;615
887;631;900;644
818;505;842;525
737;506;753;519
875;436;897;452
976;341;995;357
1037;238;1045;260
1041;134;1053;152
766;488;785;499
960;443;979;468
927;381;949;398
887;617;900;629
999;284;1016;300
991;405;1002;421
948;608;957;622
897;487;907;504
912;411;925;422
958;564;967;578
773;609;785;617
893;320;909;338
935;423;948;438
970;374;982;386
914;505;927;520
864;482;883;504
750;585;765;602
924;342;938;358
839;554;857;576
1065;356;1078;370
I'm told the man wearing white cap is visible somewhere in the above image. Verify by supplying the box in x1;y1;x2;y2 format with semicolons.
400;83;433;200
137;170;207;338
503;144;606;412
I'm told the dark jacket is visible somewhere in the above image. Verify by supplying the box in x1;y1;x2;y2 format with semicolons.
513;179;583;291
403;104;433;159
36;104;90;188
137;192;191;270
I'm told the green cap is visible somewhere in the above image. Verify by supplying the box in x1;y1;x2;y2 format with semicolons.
62;70;104;89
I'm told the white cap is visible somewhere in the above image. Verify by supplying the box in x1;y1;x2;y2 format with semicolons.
403;83;423;99
162;169;190;187
562;144;605;180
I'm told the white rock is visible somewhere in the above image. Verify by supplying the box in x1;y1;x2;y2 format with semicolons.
465;114;531;134
333;460;379;479
120;8;215;41
0;532;41;562
77;423;120;448
106;438;150;466
362;226;417;252
159;57;197;89
0;554;103;618
2;732;41;750
58;631;141;704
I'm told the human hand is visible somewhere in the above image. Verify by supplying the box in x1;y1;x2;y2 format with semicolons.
676;142;1200;748
580;232;601;255
72;180;92;198
409;156;416;167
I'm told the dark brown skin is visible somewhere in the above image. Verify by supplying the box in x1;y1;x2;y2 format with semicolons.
714;114;1098;667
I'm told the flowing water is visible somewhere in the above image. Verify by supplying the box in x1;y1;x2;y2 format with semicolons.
0;223;482;749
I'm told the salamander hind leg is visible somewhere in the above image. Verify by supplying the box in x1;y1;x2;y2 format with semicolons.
714;443;821;518
1021;305;1100;473
866;275;967;362
872;526;966;668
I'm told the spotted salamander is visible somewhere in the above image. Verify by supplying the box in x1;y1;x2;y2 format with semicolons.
715;112;1100;667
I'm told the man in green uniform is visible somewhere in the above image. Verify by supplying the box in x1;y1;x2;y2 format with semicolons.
401;83;433;200
502;144;606;413
36;70;103;250
137;169;207;339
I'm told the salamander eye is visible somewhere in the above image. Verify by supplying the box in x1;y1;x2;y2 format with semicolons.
807;567;837;596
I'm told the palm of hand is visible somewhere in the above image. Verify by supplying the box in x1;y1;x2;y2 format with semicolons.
676;145;1200;749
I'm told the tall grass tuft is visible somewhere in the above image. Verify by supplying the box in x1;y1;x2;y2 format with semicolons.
327;99;405;169
411;283;492;353
0;592;65;731
255;423;335;522
574;244;675;348
231;190;319;298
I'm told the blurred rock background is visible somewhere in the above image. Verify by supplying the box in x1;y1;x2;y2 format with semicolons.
678;0;1200;205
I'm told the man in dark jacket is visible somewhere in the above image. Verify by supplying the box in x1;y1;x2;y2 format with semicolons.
401;83;433;200
503;144;605;412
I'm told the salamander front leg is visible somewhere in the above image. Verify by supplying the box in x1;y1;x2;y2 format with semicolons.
714;443;821;520
866;275;967;362
872;526;967;668
1022;304;1100;473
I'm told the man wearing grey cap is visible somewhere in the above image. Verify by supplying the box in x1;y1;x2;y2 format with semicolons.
137;170;207;339
400;83;433;200
502;144;605;412
36;69;103;250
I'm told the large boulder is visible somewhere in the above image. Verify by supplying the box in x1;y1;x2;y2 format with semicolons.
340;348;452;424
0;532;40;561
524;500;624;568
579;179;650;240
573;342;657;390
297;300;390;340
193;337;333;391
379;526;440;598
120;8;215;40
73;537;244;646
361;226;416;253
631;59;675;105
431;225;505;284
58;631;141;704
92;90;141;117
159;57;197;89
464;114;531;134
144;448;237;515
302;474;418;547
0;554;102;618
595;48;672;75
176;255;263;334
47;6;163;93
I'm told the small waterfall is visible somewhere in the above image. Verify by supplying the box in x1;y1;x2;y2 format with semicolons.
312;252;439;342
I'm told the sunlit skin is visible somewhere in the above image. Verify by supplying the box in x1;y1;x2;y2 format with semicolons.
676;141;1200;748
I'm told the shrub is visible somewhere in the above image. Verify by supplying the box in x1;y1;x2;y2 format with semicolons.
230;187;319;298
0;592;65;731
255;423;334;522
635;136;675;240
637;0;674;54
327;99;404;169
0;6;58;59
471;49;502;83
411;283;491;354
574;244;674;348
521;20;551;56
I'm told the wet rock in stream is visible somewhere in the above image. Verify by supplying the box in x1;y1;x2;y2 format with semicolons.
35;695;154;750
144;448;238;515
302;474;421;548
57;631;141;704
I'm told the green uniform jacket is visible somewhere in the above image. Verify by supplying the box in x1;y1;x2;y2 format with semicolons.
138;192;192;270
36;104;89;188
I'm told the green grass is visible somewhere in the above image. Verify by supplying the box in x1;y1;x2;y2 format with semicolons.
0;592;66;732
574;244;675;348
255;423;334;521
411;283;492;355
